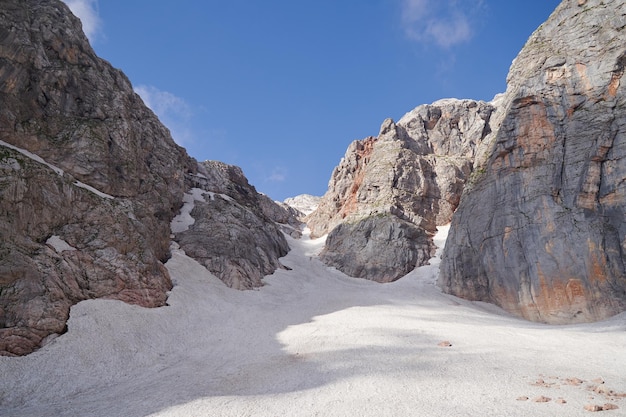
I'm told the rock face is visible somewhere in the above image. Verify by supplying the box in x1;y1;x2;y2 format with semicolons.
439;0;626;323
174;161;292;289
308;99;495;282
0;0;293;355
321;215;433;282
0;0;195;356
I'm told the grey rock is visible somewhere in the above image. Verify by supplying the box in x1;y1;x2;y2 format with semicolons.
307;99;494;281
440;0;626;323
320;215;435;283
258;194;304;238
176;161;291;289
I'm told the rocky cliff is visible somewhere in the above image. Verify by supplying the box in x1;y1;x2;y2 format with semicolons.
174;161;293;290
307;99;494;282
439;0;626;323
0;0;195;356
0;0;294;355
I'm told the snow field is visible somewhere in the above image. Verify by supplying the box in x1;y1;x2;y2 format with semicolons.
0;226;625;417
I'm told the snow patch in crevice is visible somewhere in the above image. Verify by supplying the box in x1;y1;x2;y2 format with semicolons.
73;181;114;199
171;188;239;234
0;139;64;176
170;188;208;233
46;235;77;253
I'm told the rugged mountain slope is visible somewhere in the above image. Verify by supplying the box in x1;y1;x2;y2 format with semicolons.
0;0;294;355
440;0;626;323
0;0;195;356
174;161;292;290
307;99;494;282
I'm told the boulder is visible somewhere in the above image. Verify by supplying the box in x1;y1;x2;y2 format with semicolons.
320;215;434;283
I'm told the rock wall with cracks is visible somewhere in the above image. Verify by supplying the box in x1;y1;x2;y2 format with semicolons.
439;0;626;324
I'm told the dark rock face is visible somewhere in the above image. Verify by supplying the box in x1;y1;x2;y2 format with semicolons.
0;149;174;355
320;215;433;283
175;161;292;290
307;99;494;282
440;0;626;323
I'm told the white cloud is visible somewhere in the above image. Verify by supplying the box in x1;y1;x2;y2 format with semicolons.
62;0;103;43
401;0;483;48
134;85;194;145
266;167;287;183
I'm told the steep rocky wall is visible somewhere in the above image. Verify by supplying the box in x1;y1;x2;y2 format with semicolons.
308;99;494;282
0;0;196;355
0;0;195;258
440;0;626;323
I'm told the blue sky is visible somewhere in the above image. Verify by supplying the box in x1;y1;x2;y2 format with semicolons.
63;0;561;201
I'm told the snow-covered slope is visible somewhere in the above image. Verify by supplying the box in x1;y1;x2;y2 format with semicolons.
283;194;321;216
0;228;625;416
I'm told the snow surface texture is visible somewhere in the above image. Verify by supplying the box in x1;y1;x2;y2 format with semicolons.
1;227;625;416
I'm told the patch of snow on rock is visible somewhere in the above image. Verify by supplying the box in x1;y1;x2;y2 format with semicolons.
46;235;77;253
73;181;114;199
0;139;64;176
170;188;207;233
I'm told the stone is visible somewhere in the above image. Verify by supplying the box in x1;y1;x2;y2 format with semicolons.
319;215;435;283
565;378;585;386
584;404;604;412
595;384;611;395
439;0;626;324
533;396;551;403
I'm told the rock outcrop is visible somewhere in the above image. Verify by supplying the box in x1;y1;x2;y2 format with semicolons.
0;0;294;355
174;161;292;289
0;0;195;356
439;0;626;323
321;215;433;282
308;99;495;282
